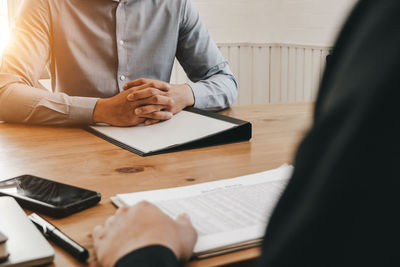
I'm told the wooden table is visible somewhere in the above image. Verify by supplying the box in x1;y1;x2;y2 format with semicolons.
0;102;313;266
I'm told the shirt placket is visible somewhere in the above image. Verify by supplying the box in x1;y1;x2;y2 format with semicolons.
115;0;128;92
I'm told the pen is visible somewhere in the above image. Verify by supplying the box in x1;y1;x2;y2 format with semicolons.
28;213;89;263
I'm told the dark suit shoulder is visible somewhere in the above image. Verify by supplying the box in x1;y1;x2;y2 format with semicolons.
260;0;400;266
315;0;400;119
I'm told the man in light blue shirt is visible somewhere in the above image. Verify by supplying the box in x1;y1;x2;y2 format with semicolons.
0;0;238;126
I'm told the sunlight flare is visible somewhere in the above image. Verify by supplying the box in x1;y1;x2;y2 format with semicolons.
0;2;9;56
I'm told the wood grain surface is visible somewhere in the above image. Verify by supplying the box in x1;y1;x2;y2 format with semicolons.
0;102;313;266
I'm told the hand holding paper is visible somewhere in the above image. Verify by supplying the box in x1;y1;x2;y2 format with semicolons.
93;202;197;267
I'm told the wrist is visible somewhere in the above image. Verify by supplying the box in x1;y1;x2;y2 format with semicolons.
93;98;106;123
181;83;195;107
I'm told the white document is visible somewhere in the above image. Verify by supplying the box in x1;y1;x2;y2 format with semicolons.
90;111;237;154
112;165;293;257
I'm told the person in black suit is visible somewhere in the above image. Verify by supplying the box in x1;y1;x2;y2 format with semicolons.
92;0;400;266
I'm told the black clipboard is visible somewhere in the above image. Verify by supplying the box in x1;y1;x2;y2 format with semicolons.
86;107;252;157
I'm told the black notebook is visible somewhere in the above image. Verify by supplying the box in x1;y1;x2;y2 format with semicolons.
87;107;252;156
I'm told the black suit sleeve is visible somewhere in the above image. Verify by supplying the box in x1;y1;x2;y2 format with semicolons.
115;245;179;267
259;0;400;267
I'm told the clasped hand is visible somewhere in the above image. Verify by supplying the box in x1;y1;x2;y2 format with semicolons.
93;78;194;126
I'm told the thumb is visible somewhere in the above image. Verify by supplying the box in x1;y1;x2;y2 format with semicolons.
176;213;197;239
176;213;197;261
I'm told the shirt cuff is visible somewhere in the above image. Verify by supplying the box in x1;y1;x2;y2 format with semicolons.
115;245;179;267
187;81;207;109
68;96;99;125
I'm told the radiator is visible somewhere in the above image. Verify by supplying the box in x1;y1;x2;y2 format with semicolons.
171;43;331;105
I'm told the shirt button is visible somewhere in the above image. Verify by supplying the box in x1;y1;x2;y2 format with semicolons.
119;40;124;45
120;75;126;81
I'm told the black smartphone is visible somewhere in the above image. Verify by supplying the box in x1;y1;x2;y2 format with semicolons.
0;175;101;218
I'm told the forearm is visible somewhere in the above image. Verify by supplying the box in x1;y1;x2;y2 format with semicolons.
0;80;98;125
188;68;238;111
115;245;180;267
0;0;99;125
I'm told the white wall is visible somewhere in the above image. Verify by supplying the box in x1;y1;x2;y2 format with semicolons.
194;0;358;46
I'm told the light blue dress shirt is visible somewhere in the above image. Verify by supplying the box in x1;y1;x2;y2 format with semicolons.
0;0;237;125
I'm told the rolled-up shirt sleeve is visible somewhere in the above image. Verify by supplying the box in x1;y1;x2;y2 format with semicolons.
176;0;238;111
0;0;98;125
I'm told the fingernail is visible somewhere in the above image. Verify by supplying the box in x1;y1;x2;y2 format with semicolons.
135;109;142;115
179;213;190;220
